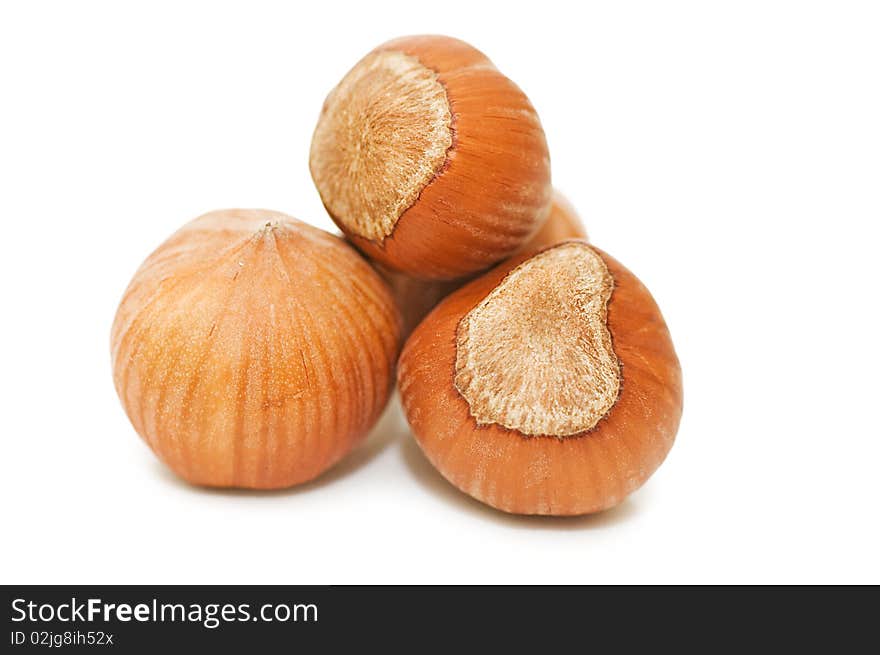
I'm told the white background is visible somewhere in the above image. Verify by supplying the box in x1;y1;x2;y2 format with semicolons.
1;1;878;584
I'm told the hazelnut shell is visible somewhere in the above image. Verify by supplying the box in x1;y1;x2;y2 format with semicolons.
397;241;682;515
310;35;552;280
111;209;401;489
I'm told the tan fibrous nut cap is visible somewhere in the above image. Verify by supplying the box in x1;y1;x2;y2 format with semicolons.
111;209;401;489
397;241;682;516
310;35;553;281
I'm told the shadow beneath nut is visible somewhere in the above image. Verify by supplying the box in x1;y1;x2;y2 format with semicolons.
153;397;407;497
399;437;641;530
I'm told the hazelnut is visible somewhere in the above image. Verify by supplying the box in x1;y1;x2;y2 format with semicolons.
111;209;401;489
526;190;587;252
398;240;682;515
310;34;552;280
378;266;463;340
